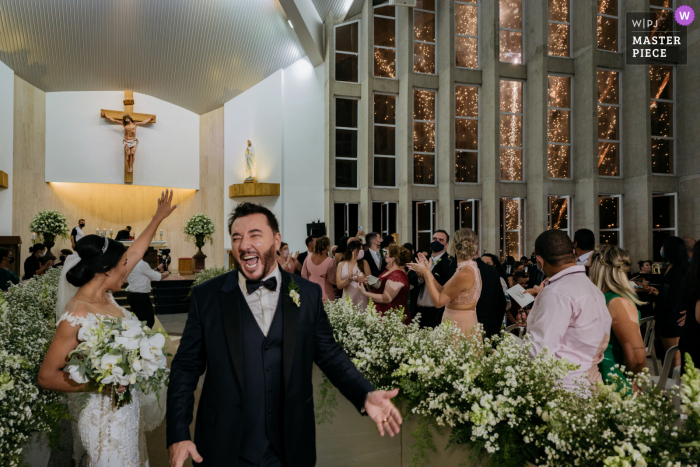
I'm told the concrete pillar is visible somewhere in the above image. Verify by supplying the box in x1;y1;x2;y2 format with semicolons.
359;1;374;231
396;6;414;243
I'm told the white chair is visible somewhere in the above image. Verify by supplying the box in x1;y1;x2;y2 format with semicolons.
650;345;681;392
504;324;526;338
640;316;659;375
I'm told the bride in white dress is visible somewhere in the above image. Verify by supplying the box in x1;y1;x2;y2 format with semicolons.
38;190;178;466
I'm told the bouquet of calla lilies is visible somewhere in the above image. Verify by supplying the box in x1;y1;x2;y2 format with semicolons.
63;314;170;408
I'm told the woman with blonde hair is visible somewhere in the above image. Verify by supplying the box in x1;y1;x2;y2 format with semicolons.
301;235;336;301
589;244;647;385
336;240;371;309
407;228;481;336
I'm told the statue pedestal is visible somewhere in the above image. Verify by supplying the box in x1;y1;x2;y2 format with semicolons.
229;182;280;198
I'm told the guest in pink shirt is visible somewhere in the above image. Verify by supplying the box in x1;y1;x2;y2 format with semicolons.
301;236;337;301
526;230;612;395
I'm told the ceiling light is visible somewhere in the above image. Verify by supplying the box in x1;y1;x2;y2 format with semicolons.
288;20;294;29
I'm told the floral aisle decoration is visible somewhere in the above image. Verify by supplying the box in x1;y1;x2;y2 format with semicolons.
321;297;700;467
28;210;70;258
191;266;232;290
0;269;69;467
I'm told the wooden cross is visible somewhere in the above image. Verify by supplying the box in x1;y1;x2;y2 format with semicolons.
100;90;156;184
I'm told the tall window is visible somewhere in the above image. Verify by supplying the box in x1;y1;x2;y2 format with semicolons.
335;22;359;83
548;75;572;179
500;198;526;261
500;80;524;181
414;89;436;185
599;195;622;246
650;0;674;40
548;196;571;237
374;94;396;187
414;0;436;74
548;0;570;57
454;199;480;236
374;6;396;78
650;65;674;174
372;202;398;237
597;0;619;52
598;70;621;176
455;85;479;183
455;0;478;68
499;0;523;64
414;200;438;252
333;203;359;245
335;98;358;188
652;193;677;262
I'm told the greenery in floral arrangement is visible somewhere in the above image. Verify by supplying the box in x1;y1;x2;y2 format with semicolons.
0;268;69;466
320;296;700;467
28;210;70;241
183;213;216;246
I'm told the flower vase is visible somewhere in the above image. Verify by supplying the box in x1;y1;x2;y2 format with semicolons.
41;233;57;262
193;234;207;273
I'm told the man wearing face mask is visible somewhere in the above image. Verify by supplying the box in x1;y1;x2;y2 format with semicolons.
0;248;20;291
52;249;74;268
365;232;387;278
407;230;457;328
70;219;86;250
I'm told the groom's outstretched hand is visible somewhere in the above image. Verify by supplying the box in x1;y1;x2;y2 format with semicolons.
169;441;202;467
365;388;403;437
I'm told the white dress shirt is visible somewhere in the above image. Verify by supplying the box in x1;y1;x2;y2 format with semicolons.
417;251;446;307
238;266;282;336
126;260;162;293
576;251;592;266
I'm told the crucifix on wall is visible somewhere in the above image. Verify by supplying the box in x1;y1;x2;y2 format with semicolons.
100;90;156;184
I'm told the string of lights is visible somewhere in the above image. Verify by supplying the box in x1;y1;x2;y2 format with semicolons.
547;76;572;179
455;85;479;183
650;65;674;174
597;70;620;176
500;80;523;181
414;7;436;74
414;90;436;184
455;1;478;68
597;0;619;52
548;0;570;57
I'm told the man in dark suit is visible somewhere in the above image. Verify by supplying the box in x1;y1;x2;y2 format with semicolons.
115;226;132;241
474;255;508;339
295;235;316;274
167;203;402;467
407;230;457;328
364;232;386;278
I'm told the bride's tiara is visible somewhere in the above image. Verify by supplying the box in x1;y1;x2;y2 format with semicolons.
102;236;109;253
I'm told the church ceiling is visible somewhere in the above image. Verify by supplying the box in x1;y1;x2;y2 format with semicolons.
0;0;344;115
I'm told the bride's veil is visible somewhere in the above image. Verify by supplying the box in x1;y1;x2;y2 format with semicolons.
56;253;81;324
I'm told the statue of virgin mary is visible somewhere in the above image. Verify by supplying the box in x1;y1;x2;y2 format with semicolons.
245;140;256;182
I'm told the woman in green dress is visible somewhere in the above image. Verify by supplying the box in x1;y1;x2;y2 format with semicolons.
589;244;647;387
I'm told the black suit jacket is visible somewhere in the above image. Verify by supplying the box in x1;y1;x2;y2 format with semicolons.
115;229;130;241
365;249;386;278
407;254;457;315
474;258;507;338
166;267;374;466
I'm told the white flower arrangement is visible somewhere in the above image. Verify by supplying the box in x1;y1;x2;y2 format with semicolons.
64;314;170;408
288;279;301;307
0;269;68;467
28;210;70;241
183;213;216;246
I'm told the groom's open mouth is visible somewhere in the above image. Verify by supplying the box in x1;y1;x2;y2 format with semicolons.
242;253;260;270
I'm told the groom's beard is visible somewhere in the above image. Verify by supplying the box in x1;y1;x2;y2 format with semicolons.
234;244;278;281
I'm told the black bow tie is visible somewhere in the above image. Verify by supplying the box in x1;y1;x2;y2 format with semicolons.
246;277;278;295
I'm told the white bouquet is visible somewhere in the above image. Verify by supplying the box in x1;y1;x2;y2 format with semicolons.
63;314;170;408
183;213;216;246
28;210;70;240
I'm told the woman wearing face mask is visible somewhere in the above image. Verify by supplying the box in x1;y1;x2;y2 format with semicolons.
359;245;412;324
654;236;688;370
0;248;20;291
336;240;372;309
23;243;54;280
277;242;300;274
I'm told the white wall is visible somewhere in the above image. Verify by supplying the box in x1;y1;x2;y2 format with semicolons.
0;61;13;235
45;91;200;189
224;57;325;252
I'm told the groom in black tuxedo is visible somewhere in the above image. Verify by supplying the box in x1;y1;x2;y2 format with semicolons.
167;203;402;467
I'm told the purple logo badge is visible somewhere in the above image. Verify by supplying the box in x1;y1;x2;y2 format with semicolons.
675;5;695;26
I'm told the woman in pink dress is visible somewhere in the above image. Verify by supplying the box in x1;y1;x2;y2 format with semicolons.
277;242;300;274
336;240;372;309
301;236;336;301
407;228;481;336
359;245;412;324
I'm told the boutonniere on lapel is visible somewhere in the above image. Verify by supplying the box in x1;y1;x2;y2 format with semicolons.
288;278;301;307
433;257;442;266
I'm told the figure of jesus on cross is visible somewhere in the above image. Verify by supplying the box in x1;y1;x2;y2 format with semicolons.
101;112;154;173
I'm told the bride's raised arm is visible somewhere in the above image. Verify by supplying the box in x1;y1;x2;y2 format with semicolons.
124;189;178;276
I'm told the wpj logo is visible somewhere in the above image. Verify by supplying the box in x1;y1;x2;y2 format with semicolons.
626;9;688;65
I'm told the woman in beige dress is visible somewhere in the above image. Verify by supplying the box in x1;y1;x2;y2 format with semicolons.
336;240;371;309
407;228;482;336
